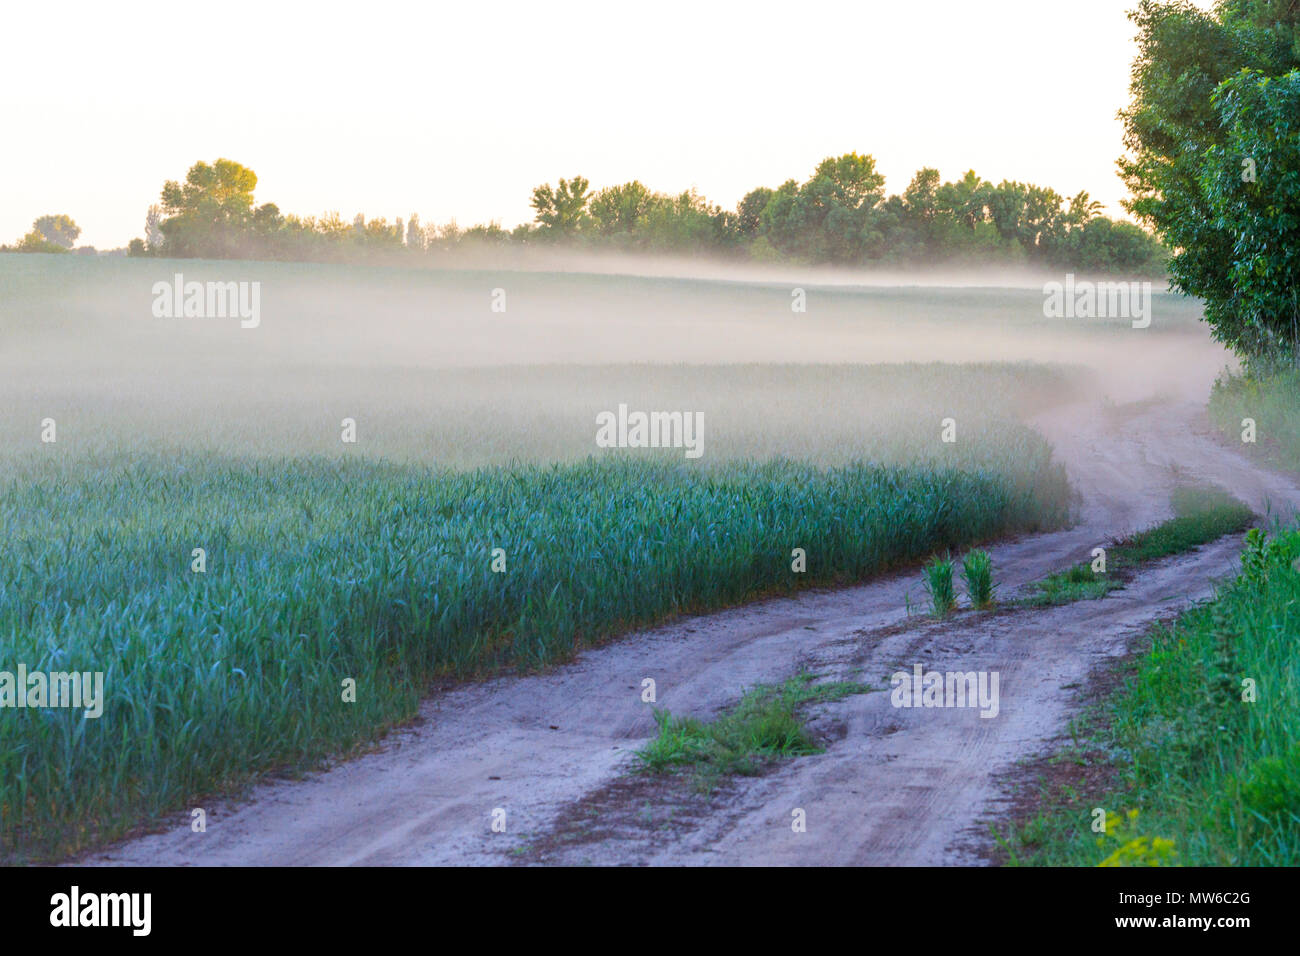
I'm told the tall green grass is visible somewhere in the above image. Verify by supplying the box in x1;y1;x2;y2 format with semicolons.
923;555;957;617
1209;368;1300;471
1;451;1070;861
962;549;995;610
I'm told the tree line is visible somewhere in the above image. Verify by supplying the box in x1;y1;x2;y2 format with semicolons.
4;153;1170;274
85;154;1162;273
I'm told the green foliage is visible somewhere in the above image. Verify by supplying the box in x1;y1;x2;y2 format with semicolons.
758;153;888;263
1096;811;1179;867
962;549;995;609
111;154;1164;271
1239;525;1300;587
1120;0;1300;363
157;158;265;257
748;158;1160;269
3;230;70;254
1023;561;1118;607
31;214;80;249
588;180;654;241
636;673;870;790
1211;367;1300;467
1200;68;1300;360
530;175;592;236
1239;742;1300;815
1121;485;1255;563
923;554;957;616
736;186;774;238
1;216;79;253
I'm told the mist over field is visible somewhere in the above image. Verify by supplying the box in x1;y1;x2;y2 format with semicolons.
0;254;1227;466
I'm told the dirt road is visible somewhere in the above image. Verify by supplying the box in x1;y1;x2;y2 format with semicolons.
84;397;1300;866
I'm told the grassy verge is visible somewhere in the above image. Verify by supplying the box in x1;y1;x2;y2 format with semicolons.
998;524;1300;866
1020;485;1255;607
1209;367;1300;472
635;672;872;792
0;451;1066;862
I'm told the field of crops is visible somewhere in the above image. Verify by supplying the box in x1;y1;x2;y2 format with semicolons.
0;252;1121;860
1;447;1070;860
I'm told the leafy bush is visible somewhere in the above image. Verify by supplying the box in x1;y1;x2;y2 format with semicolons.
1240;744;1300;816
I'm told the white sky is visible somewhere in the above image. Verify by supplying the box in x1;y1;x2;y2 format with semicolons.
1;0;1218;249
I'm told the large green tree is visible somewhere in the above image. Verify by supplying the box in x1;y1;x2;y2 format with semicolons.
158;158;261;256
736;186;775;238
759;153;887;263
588;181;654;241
530;176;592;237
1121;0;1300;362
32;214;80;249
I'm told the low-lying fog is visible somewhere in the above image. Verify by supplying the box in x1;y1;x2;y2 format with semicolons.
0;252;1233;464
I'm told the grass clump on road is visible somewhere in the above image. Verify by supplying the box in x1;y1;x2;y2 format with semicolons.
636;673;871;792
1001;524;1300;866
1022;485;1255;607
923;555;957;617
962;549;996;609
1024;562;1119;606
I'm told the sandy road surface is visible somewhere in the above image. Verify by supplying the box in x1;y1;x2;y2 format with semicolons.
84;398;1300;866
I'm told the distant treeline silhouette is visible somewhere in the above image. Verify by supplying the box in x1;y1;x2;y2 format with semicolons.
6;154;1167;273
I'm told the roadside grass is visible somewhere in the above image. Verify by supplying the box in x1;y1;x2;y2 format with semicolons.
635;672;873;792
1020;485;1255;607
1209;367;1300;472
998;524;1300;866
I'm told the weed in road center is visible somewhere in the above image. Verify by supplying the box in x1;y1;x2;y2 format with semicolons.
963;549;996;610
924;554;957;616
635;672;872;792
